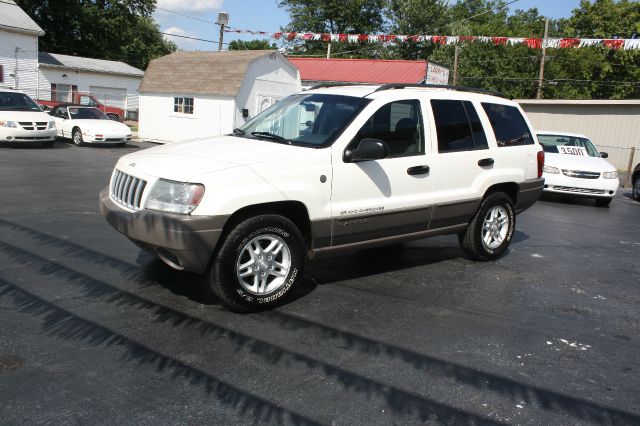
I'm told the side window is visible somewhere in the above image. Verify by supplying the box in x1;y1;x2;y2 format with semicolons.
431;99;488;153
174;97;194;114
481;103;533;147
352;99;424;158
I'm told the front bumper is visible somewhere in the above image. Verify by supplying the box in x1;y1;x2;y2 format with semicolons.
542;173;618;198
0;127;56;143
99;188;228;273
515;178;545;213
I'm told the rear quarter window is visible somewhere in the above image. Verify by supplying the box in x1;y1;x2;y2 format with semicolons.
481;103;533;147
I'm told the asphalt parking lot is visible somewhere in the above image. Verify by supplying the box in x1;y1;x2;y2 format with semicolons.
1;140;639;425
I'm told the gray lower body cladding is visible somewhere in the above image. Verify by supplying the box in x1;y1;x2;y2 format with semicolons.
99;188;226;273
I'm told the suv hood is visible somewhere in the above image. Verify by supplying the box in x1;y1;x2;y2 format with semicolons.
0;110;51;121
544;152;616;172
118;135;314;182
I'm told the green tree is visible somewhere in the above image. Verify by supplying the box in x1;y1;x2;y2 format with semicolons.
228;40;277;50
15;0;176;70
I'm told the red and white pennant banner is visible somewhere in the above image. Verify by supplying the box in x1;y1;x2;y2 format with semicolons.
225;28;640;50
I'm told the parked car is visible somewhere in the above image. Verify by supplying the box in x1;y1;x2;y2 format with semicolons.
49;105;132;146
537;131;619;207
39;92;124;122
632;163;640;202
100;84;545;312
0;89;57;147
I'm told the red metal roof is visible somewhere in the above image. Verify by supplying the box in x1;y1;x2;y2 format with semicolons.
287;58;427;84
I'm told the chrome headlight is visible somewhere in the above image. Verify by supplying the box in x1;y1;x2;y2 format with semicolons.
48;121;56;129
542;165;560;174
145;179;205;214
602;171;618;179
0;120;18;128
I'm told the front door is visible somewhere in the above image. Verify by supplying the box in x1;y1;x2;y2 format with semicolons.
330;97;433;246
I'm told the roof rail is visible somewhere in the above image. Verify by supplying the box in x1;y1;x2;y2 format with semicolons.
308;82;376;91
374;83;506;98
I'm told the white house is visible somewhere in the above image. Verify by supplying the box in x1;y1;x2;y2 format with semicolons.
38;52;144;114
138;50;301;144
0;0;43;97
1;0;143;116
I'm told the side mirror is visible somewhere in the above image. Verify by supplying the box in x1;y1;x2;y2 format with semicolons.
344;138;388;163
599;152;608;158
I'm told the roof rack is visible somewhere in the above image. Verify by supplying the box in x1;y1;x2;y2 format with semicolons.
308;82;376;91
374;83;506;98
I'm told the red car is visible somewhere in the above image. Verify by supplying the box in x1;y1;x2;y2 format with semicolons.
38;92;124;122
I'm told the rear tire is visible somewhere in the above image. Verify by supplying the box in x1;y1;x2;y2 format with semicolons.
459;192;515;261
595;197;612;207
633;176;640;202
210;214;306;313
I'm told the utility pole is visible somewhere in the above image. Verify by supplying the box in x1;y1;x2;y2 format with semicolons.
453;45;460;86
216;12;229;51
326;43;331;59
536;18;549;99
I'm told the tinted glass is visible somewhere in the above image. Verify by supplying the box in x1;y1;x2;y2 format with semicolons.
0;91;41;112
69;107;107;120
481;103;533;147
352;99;424;158
432;99;487;152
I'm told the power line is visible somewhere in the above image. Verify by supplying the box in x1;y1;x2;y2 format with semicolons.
155;7;216;24
160;32;220;44
433;0;522;33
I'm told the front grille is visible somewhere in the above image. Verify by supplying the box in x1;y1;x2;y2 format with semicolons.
110;170;146;210
562;169;600;179
106;138;124;142
14;136;51;140
18;121;48;131
553;186;605;195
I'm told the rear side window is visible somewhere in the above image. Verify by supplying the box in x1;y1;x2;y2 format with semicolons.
431;100;488;152
482;103;533;147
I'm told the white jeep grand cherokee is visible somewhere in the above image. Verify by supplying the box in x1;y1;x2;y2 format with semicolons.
100;84;545;312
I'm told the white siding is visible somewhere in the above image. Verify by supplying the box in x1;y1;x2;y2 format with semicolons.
138;93;235;143
0;29;39;98
38;67;142;111
519;101;640;170
235;54;301;128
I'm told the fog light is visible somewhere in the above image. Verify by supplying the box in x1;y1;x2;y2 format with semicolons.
6;136;13;141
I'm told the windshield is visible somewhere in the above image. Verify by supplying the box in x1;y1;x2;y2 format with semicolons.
69;107;108;120
236;93;370;148
0;91;42;112
537;134;600;157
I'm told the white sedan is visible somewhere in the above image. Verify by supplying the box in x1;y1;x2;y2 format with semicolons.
50;105;132;146
538;131;619;207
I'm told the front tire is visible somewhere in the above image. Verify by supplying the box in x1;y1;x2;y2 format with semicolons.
459;192;515;261
72;128;84;146
210;215;306;313
632;176;640;202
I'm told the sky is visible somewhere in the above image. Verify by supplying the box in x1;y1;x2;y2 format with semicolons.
153;0;584;52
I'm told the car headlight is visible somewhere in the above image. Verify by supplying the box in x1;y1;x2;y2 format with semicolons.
0;120;18;128
542;165;560;174
145;179;205;214
48;121;56;129
602;171;618;179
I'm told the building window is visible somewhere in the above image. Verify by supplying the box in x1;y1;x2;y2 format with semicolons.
51;83;76;102
174;97;194;114
0;65;4;83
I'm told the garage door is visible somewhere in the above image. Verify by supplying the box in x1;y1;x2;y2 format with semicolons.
89;86;127;109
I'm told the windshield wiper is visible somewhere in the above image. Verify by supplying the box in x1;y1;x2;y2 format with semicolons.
232;128;245;136
250;131;291;145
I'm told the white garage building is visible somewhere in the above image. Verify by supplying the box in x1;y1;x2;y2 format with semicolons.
138;50;300;144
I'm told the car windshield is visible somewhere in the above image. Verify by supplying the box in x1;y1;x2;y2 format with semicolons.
0;91;42;111
68;107;108;120
235;93;370;148
537;134;600;157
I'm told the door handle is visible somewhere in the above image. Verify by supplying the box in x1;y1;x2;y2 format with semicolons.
407;165;430;175
478;158;495;167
